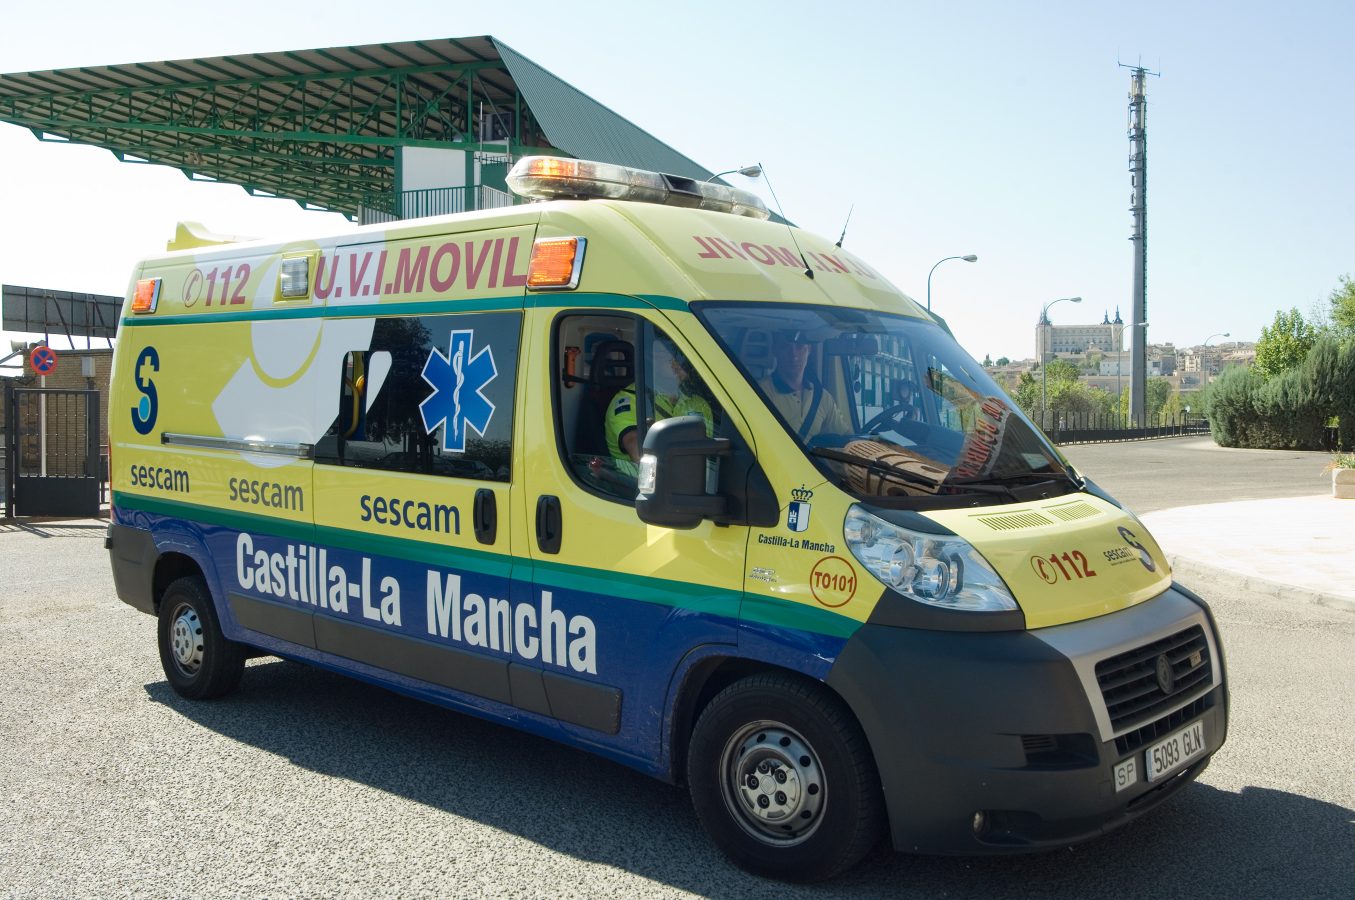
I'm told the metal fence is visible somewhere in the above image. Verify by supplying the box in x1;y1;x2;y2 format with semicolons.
358;185;520;221
401;185;518;218
1039;412;1212;445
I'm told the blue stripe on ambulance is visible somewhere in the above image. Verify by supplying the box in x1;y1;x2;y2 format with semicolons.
114;495;851;778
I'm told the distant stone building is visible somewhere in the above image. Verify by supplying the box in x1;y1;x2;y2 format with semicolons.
1036;308;1125;360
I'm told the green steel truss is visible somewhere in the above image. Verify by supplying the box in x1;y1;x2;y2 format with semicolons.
0;38;553;218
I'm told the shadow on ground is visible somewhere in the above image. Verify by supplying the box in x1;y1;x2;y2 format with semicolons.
0;519;107;537
147;661;1352;898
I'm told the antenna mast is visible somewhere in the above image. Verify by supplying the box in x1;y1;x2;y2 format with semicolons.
1122;61;1158;426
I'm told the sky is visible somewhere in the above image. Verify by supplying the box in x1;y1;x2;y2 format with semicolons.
1;0;1352;369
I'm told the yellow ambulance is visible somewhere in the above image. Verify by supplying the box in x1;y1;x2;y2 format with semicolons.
107;156;1228;881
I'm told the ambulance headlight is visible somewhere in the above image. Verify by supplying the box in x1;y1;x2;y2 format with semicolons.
844;505;1017;612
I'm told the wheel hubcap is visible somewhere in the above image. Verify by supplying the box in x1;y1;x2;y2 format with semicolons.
170;604;205;676
720;721;825;845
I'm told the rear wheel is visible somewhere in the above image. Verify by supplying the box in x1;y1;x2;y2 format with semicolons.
157;576;245;700
686;673;884;882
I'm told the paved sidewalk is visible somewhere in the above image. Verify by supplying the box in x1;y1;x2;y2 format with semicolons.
1141;494;1355;613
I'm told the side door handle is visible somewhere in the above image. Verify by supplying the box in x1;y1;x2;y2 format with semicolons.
535;494;562;554
473;488;497;545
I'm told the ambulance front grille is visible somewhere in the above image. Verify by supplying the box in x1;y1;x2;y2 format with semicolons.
1112;695;1211;757
1095;625;1212;735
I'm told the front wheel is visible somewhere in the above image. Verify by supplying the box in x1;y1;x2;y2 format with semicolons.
157;576;245;700
686;673;884;882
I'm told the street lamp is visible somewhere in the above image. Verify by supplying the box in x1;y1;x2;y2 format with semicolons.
1202;332;1230;378
704;164;762;182
1039;296;1082;430
926;254;978;311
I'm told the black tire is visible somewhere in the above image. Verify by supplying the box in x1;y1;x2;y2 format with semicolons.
686;673;884;882
157;576;245;700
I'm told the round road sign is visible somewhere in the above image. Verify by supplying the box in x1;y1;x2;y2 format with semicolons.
30;346;58;375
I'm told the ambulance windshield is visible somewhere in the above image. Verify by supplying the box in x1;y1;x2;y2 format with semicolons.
697;303;1078;506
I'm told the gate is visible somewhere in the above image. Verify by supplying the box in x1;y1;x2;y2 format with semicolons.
4;384;101;517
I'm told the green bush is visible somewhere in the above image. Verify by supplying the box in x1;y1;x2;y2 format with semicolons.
1205;335;1353;450
1338;341;1355;450
1203;367;1255;447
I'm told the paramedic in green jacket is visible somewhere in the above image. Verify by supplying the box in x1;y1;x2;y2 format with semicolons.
605;339;715;475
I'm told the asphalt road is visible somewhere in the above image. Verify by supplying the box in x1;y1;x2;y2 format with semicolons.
1059;436;1333;514
0;446;1351;898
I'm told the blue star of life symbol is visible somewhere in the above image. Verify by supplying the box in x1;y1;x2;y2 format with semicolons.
419;330;497;452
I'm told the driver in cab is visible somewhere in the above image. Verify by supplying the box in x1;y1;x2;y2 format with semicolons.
760;329;850;439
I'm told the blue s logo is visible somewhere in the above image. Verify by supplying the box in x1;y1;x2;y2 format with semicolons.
131;346;160;435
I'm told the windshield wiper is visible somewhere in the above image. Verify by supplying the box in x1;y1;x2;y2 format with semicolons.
808;447;1015;498
946;471;1078;495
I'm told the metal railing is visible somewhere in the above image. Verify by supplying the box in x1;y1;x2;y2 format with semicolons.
1039;412;1212;445
358;185;520;222
402;185;518;218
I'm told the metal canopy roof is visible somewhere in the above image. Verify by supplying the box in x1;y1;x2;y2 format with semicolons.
0;37;720;219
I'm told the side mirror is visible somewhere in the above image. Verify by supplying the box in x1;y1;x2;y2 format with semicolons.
635;416;730;529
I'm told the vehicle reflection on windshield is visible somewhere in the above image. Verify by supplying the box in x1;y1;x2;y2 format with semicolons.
697;302;1077;506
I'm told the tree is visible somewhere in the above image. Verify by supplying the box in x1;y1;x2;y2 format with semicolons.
1044;359;1081;382
996;356;1010;367
1109;380;1172;422
1147;378;1173;418
1304;333;1355;449
1203;366;1256;446
1328;274;1355;339
1013;359;1113;426
1342;341;1355;450
982;353;993;367
1254;307;1317;379
1161;389;1186;421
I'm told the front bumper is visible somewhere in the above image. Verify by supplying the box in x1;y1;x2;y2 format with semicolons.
825;583;1228;853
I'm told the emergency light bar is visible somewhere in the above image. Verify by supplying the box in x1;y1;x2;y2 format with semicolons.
506;156;771;220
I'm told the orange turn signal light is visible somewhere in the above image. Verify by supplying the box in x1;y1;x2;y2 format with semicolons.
132;278;162;314
527;237;585;290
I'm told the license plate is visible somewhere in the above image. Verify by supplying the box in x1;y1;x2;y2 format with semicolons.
1144;721;1206;782
1113;756;1138;793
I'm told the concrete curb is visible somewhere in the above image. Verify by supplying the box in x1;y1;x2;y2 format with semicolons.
1168;554;1355;615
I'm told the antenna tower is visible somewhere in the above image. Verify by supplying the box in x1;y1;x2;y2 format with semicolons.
1122;62;1158;425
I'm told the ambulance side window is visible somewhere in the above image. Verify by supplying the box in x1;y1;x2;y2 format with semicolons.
552;313;724;501
314;313;520;481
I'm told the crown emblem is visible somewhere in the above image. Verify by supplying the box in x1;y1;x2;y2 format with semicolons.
791;485;814;502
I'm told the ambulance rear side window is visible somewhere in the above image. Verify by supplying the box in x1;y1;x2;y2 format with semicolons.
314;313;521;481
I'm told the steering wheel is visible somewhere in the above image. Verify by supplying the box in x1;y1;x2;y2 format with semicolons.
862;403;922;435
